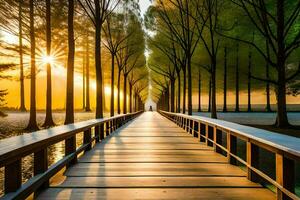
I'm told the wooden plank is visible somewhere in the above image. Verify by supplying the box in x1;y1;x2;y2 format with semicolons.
78;154;228;163
53;177;262;188
101;137;200;144
35;112;275;200
91;143;212;150
37;188;275;200
64;163;246;177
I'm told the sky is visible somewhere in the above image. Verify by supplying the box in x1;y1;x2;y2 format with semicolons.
139;0;152;17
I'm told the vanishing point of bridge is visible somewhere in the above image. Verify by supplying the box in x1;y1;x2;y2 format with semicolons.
1;111;299;199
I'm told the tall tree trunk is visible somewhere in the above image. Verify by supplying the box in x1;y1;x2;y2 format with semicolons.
182;67;186;114
82;55;86;110
117;70;121;114
235;43;240;112
247;51;252;112
64;0;75;125
165;87;170;112
198;68;201;112
129;84;132;113
211;59;217;119
266;62;271;112
223;46;227;112
19;0;26;112
170;78;175;112
275;0;289;127
123;74;127;114
134;93;137;112
26;0;38;131
43;0;55;127
187;55;192;115
110;53;115;116
208;78;211;112
176;70;181;113
85;34;91;112
95;0;103;119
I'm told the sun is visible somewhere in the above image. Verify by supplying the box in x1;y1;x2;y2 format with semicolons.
42;55;55;65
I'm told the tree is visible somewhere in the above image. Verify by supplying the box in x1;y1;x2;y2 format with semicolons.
18;0;26;112
64;0;75;125
43;0;55;127
223;46;227;112
198;67;202;112
156;0;200;115
194;0;223;118
85;32;91;112
0;64;15;116
26;0;39;131
235;43;240;112
103;14;128;116
223;0;300;127
78;0;120;119
128;70;146;113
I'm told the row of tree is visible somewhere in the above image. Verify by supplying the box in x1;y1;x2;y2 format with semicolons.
0;0;148;130
146;0;300;128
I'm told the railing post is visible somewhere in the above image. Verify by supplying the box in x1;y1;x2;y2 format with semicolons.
227;132;237;165
215;128;223;154
95;126;100;143
193;121;198;138
84;128;92;152
110;120;113;133
247;142;260;182
199;123;206;142
189;120;193;134
5;159;22;194
34;148;49;194
106;121;110;136
186;119;189;132
100;124;105;140
65;135;77;167
207;125;213;147
276;154;295;200
205;124;209;145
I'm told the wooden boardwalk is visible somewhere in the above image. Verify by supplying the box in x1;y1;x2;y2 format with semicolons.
38;112;275;199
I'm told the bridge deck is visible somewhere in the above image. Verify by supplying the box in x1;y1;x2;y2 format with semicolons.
38;112;275;200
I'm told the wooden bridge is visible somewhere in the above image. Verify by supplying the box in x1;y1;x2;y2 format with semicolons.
0;111;299;199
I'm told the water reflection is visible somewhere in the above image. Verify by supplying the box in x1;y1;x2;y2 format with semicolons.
0;112;104;196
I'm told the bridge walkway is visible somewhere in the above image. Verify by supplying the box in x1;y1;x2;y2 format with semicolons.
38;112;275;199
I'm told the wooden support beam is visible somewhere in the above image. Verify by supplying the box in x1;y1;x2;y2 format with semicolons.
34;148;49;195
94;126;100;143
99;124;104;140
205;124;209;145
227;133;237;165
106;122;110;136
246;142;260;182
200;123;206;143
5;159;22;194
65;136;77;167
83;128;92;152
207;126;213;147
193;121;198;138
276;154;295;200
215;129;223;154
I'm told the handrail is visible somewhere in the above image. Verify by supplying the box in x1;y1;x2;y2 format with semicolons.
0;111;143;200
159;110;300;200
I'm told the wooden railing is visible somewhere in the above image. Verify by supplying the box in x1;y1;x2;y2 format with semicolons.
159;110;300;200
0;111;142;200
